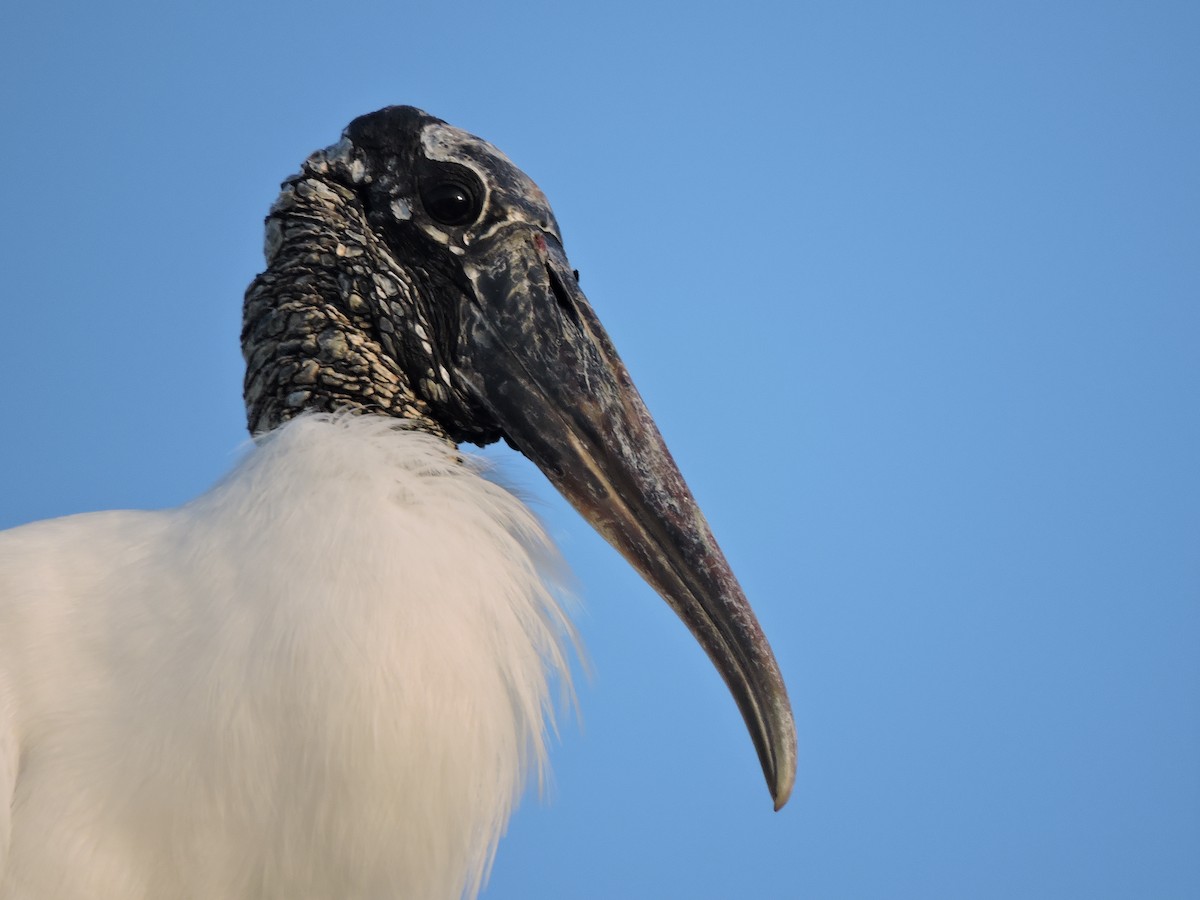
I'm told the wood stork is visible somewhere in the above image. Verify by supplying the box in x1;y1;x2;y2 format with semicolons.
0;106;796;899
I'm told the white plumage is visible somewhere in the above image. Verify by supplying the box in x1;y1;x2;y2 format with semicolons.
0;414;571;899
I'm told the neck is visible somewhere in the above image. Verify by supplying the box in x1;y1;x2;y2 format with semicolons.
241;165;447;440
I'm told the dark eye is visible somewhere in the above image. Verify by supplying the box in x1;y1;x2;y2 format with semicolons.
420;180;482;226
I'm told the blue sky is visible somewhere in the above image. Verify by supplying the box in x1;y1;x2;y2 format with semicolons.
2;1;1197;897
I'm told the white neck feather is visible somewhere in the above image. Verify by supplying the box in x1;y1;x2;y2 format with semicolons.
1;413;574;899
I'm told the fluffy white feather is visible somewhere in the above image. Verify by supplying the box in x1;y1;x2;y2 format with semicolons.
0;413;574;899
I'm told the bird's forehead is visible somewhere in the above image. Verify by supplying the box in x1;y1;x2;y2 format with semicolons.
420;122;550;210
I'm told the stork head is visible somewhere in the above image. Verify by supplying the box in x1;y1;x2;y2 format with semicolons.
244;106;797;809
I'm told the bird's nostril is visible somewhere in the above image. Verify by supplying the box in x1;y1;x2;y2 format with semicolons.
546;262;579;326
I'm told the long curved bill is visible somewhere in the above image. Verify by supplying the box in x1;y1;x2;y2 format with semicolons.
457;223;797;809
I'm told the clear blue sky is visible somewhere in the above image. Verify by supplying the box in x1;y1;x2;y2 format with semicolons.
2;2;1197;897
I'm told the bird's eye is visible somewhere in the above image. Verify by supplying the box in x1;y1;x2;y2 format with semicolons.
420;180;482;227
